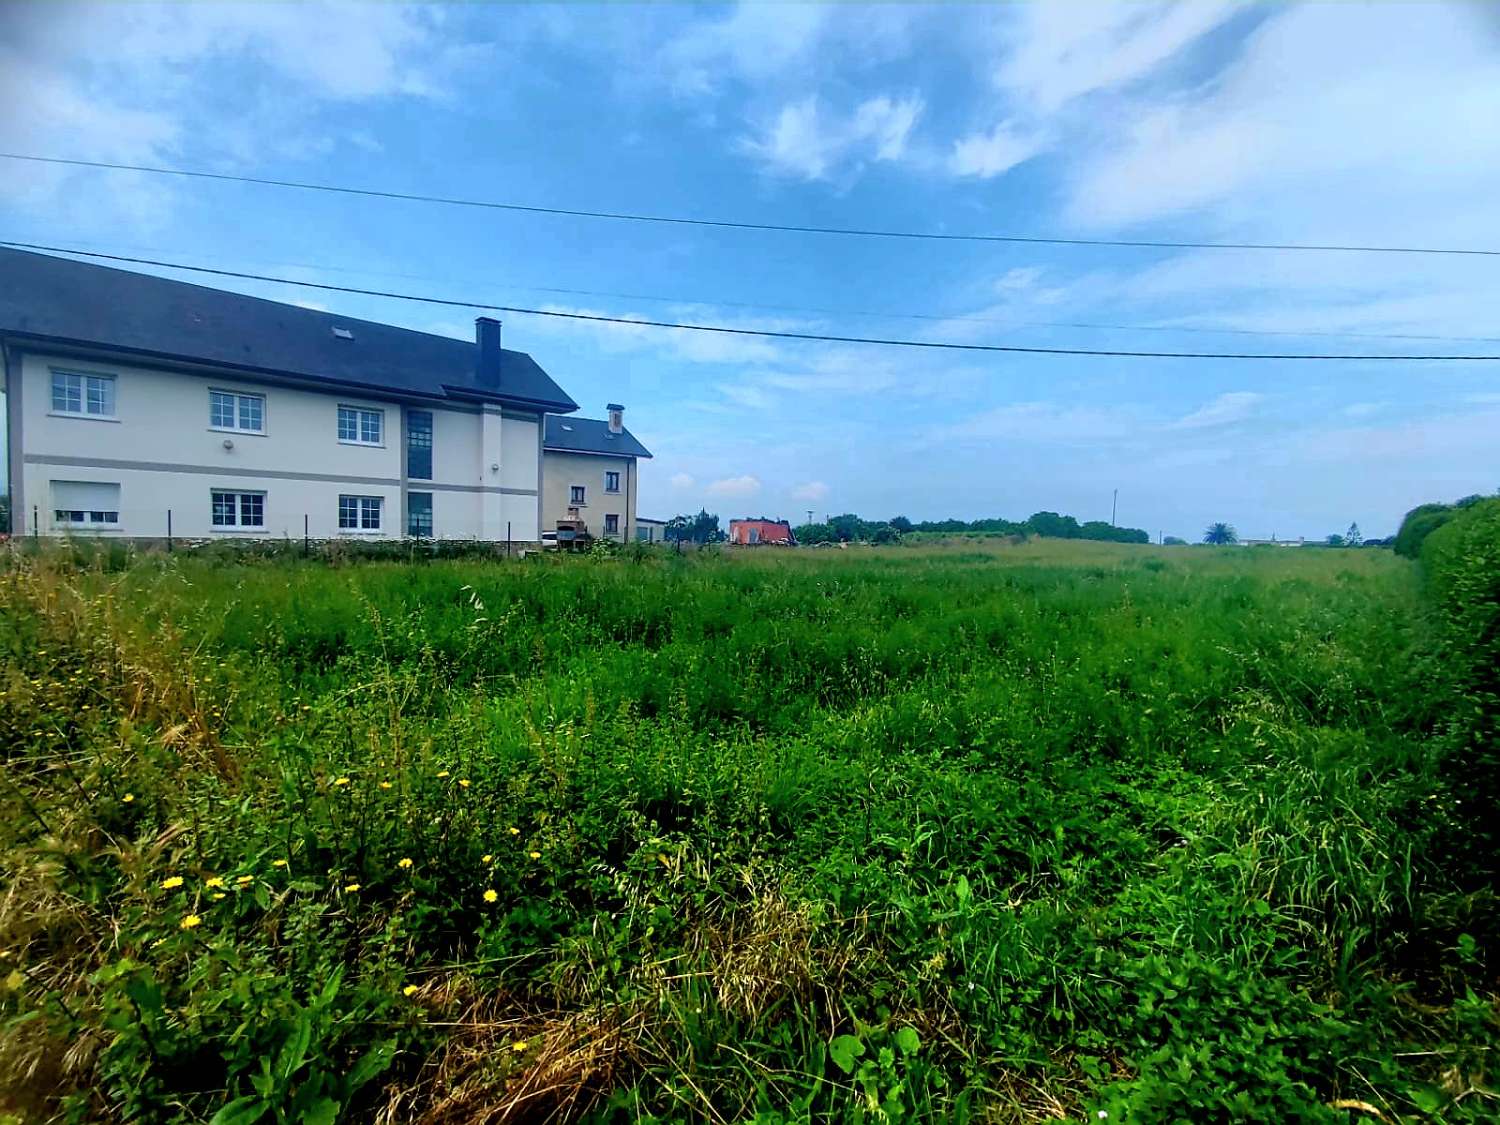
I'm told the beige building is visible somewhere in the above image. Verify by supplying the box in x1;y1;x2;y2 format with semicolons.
541;404;652;543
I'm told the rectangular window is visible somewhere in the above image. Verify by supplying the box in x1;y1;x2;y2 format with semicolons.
51;371;115;417
209;390;266;433
406;410;433;480
210;490;265;528
50;481;120;528
605;471;620;493
337;405;383;445
339;495;382;530
407;492;433;538
570;485;586;504
604;514;619;535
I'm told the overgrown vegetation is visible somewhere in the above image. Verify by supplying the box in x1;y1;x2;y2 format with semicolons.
1;539;1496;1123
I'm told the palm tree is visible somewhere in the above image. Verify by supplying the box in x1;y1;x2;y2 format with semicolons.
1203;522;1238;545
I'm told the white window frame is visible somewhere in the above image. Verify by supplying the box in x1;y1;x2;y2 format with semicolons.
604;471;620;493
339;494;383;532
49;369;117;420
210;489;266;530
209;389;267;435
337;404;384;447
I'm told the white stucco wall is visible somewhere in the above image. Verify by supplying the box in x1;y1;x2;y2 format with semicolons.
541;449;637;541
13;350;542;541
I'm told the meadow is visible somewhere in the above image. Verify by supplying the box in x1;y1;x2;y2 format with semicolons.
0;536;1495;1124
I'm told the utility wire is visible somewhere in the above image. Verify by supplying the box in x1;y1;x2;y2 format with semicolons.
4;151;1498;259
7;240;1500;362
15;232;1500;345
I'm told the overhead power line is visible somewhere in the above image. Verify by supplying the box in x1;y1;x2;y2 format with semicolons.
4;151;1498;259
14;233;1500;345
6;240;1500;362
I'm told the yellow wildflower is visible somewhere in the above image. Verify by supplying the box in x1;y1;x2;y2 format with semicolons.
333;776;351;787
482;889;498;904
122;793;135;803
378;781;393;790
403;984;419;997
528;851;541;860
180;914;202;930
235;874;254;885
211;893;226;901
508;826;520;836
436;770;450;779
160;876;184;891
458;779;471;789
481;854;493;863
344;883;361;893
511;1040;528;1052
398;857;414;870
272;859;289;868
204;877;226;889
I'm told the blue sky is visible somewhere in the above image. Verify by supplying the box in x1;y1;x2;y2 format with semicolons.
2;1;1498;539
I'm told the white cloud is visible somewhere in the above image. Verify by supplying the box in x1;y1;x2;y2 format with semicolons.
1342;402;1386;419
739;94;923;181
670;472;695;489
706;474;762;498
926;401;1141;447
791;481;830;502
1170;391;1264;430
995;2;1239;114
948;122;1041;178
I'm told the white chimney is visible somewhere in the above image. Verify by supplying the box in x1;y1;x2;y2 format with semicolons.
607;403;624;434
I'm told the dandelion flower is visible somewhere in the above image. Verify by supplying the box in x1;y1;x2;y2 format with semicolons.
403;984;419;997
508;826;520;836
436;770;450;779
483;889;498;904
235;874;254;884
481;854;493;863
344;883;361;893
378;781;392;790
528;851;541;860
511;1040;528;1052
272;859;288;868
160;876;184;890
458;779;471;789
180;914;202;930
397;858;414;870
333;776;351;787
211;893;226;901
122;793;135;803
204;877;226;889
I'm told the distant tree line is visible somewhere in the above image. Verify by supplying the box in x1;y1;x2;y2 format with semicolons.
792;511;1151;545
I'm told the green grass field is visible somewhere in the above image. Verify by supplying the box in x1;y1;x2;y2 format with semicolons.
1;540;1495;1123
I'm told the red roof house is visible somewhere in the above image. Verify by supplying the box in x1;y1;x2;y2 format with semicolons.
729;518;796;546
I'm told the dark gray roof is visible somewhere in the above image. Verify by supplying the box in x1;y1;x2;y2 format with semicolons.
0;247;577;412
543;415;652;459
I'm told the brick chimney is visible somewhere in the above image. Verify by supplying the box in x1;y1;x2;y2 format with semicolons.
476;317;502;389
607;403;624;434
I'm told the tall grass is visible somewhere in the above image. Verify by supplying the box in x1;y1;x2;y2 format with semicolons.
0;540;1494;1123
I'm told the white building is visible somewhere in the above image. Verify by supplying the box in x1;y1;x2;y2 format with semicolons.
1;248;579;543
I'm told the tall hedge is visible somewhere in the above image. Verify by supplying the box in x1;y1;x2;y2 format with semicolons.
1421;497;1500;871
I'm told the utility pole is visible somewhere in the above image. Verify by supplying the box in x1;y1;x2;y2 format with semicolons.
1111;489;1118;527
806;509;814;525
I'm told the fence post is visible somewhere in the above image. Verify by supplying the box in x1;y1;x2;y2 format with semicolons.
506;521;512;559
166;508;173;552
32;505;39;542
304;514;310;557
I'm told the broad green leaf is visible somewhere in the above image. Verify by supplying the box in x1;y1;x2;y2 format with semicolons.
893;1026;921;1056
209;1095;267;1125
829;1034;865;1075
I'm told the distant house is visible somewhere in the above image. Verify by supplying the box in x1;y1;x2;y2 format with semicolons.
541;405;652;543
1239;537;1306;547
729;518;795;546
635;516;667;543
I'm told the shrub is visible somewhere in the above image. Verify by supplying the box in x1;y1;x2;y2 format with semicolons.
1395;502;1456;559
1422;498;1500;872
